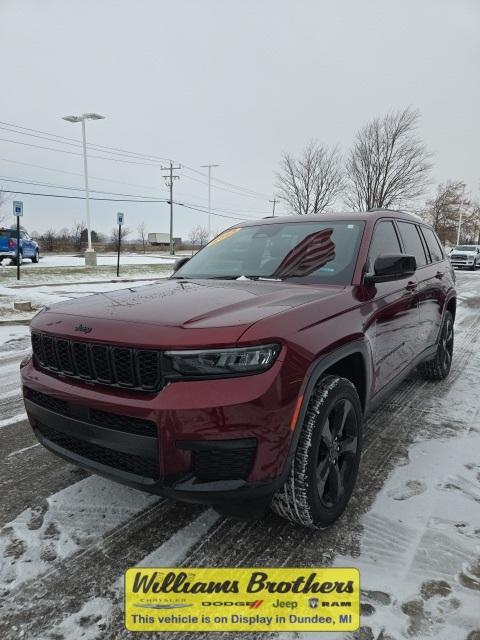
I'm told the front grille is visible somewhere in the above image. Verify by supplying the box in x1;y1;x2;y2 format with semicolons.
90;409;157;437
36;423;159;479
31;332;164;392
450;254;467;261
24;387;157;437
25;387;71;415
191;440;257;481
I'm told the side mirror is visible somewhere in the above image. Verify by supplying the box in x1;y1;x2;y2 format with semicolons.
366;253;416;284
172;256;190;273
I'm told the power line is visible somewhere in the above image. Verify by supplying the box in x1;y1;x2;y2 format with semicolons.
0;188;255;221
0;137;161;167
0;174;263;218
0;119;271;200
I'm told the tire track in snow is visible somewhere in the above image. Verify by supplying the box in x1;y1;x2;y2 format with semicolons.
1;275;479;640
0;506;217;639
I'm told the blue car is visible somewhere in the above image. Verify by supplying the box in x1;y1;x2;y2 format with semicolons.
0;228;40;264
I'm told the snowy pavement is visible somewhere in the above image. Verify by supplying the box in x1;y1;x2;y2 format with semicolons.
0;273;479;639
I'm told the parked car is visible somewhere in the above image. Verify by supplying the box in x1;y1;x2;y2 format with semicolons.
448;244;480;270
21;210;456;528
0;228;40;264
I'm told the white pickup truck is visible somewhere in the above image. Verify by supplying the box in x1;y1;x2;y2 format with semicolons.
448;245;480;270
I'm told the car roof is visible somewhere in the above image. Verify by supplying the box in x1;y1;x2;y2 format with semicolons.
237;208;424;227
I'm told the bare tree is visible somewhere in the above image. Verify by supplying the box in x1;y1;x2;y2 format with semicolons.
423;181;470;245
188;225;209;248
39;229;58;252
111;226;131;248
137;221;147;253
345;107;432;211
276;142;344;215
70;221;87;252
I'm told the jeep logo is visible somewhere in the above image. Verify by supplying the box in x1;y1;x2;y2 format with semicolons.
74;323;93;334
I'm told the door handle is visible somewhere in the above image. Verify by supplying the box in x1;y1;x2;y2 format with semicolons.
405;281;417;292
435;271;444;279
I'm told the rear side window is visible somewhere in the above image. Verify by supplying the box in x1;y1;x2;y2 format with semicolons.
368;220;402;267
421;227;444;262
0;230;15;238
397;221;427;268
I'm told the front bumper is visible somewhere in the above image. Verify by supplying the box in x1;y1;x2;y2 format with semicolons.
21;355;298;505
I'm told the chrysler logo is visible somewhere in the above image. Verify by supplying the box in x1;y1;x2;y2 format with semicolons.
74;323;93;334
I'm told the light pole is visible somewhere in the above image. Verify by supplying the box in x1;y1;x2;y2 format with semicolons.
62;113;105;266
200;164;219;239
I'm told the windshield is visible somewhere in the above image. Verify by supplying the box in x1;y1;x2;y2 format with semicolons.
453;246;476;252
175;220;365;285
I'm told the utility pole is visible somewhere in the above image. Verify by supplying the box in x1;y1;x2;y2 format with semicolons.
269;197;279;217
200;164;219;239
161;161;181;255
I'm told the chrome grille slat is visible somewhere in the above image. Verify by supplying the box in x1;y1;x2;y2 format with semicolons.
31;332;163;393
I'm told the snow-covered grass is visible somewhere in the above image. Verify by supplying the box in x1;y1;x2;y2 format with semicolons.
2;253;177;268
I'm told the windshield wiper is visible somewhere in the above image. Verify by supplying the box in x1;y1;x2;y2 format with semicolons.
243;275;283;281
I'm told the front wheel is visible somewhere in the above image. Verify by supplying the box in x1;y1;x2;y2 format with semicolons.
418;310;454;380
470;261;476;271
31;249;40;263
271;375;362;529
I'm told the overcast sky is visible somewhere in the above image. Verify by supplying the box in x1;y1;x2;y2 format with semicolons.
0;0;479;240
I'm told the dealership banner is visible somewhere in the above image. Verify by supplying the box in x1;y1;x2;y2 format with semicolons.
125;567;360;632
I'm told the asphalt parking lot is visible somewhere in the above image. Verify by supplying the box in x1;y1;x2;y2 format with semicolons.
0;271;479;640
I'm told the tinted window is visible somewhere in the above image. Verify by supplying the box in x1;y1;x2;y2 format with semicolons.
421;227;444;262
397;222;427;268
176;221;365;285
368;220;401;268
0;230;15;238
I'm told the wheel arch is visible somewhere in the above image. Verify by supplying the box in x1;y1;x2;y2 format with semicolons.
446;296;456;322
289;340;371;447
279;339;371;489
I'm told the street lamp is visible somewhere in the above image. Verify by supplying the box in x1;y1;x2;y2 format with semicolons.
62;112;105;266
200;163;219;239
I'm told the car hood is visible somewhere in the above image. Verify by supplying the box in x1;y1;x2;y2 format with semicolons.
31;278;345;348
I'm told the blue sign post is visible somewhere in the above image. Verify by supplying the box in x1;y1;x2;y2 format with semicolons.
116;213;124;277
13;201;23;280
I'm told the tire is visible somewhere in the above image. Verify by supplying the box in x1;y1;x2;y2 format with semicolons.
31;249;40;263
271;375;362;529
418;310;454;380
13;251;23;266
470;260;476;271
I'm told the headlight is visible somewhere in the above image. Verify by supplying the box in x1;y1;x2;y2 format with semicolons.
165;343;280;377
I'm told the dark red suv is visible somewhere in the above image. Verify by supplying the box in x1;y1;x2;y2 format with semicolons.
21;210;456;528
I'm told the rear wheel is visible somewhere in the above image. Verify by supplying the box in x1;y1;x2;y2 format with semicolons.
418;310;454;380
271;375;362;529
12;251;23;266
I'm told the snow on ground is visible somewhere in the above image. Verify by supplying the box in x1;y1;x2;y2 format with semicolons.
1;253;177;268
0;476;159;592
0;271;479;639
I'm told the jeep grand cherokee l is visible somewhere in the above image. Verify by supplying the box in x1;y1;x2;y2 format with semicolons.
21;210;456;528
